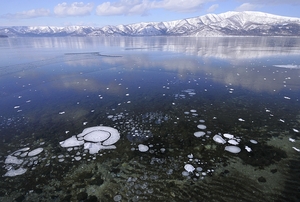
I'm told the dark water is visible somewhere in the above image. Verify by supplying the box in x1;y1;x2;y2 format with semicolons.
0;37;300;201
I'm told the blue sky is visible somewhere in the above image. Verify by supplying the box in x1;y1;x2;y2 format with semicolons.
1;0;300;27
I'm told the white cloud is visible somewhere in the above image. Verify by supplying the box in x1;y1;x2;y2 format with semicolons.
96;0;149;16
207;4;219;13
2;8;50;19
235;3;259;11
96;0;212;16
54;2;94;16
237;0;300;4
153;0;206;13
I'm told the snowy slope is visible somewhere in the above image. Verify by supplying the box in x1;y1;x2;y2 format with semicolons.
1;11;300;37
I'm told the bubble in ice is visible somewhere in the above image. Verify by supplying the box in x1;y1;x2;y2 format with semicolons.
184;164;195;172
194;131;206;138
138;144;149;152
245;146;252;152
223;133;234;139
224;146;241;154
3;147;44;177
114;195;122;201
213;135;226;144
60;126;120;155
27;148;44;157
197;124;207;130
228;139;239;145
250;139;258;144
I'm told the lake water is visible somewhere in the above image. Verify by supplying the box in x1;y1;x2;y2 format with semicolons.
0;37;300;201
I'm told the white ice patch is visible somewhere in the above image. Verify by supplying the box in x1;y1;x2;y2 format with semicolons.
213;135;226;144
293;128;299;133
273;64;300;69
228;139;239;145
5;155;23;165
197;124;207;130
138;144;149;152
60;126;120;155
184;164;195;172
3;147;44;177
194;131;206;138
250;139;258;144
245;146;252;152
3;167;27;177
223;133;234;139
289;138;296;142
28;148;44;157
292;147;300;152
225;146;241;154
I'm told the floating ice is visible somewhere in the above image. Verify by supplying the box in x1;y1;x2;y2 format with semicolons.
59;111;65;115
138;144;149;152
28;148;44;157
213;135;226;144
184;164;195;172
60;126;120;154
284;96;291;100
194;131;206;138
250;139;258;144
238;118;245;122
197;124;207;130
225;146;241;154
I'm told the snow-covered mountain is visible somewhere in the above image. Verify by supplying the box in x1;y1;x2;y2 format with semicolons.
1;11;300;37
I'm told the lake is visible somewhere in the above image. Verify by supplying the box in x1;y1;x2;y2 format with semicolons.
0;37;300;201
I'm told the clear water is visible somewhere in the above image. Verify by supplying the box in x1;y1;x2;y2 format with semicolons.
0;37;300;201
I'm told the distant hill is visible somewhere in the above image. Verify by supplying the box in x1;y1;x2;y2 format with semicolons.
1;11;300;37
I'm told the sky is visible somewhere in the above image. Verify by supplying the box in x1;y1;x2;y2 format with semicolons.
1;0;300;27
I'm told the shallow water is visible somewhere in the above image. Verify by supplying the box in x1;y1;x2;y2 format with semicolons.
0;37;300;201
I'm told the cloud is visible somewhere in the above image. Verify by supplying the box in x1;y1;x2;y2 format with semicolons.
96;0;149;16
235;3;259;11
237;0;300;4
1;8;50;19
207;4;219;13
54;2;94;16
153;0;207;13
96;0;211;16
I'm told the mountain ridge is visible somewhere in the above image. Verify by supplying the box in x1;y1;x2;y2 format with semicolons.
1;11;300;37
